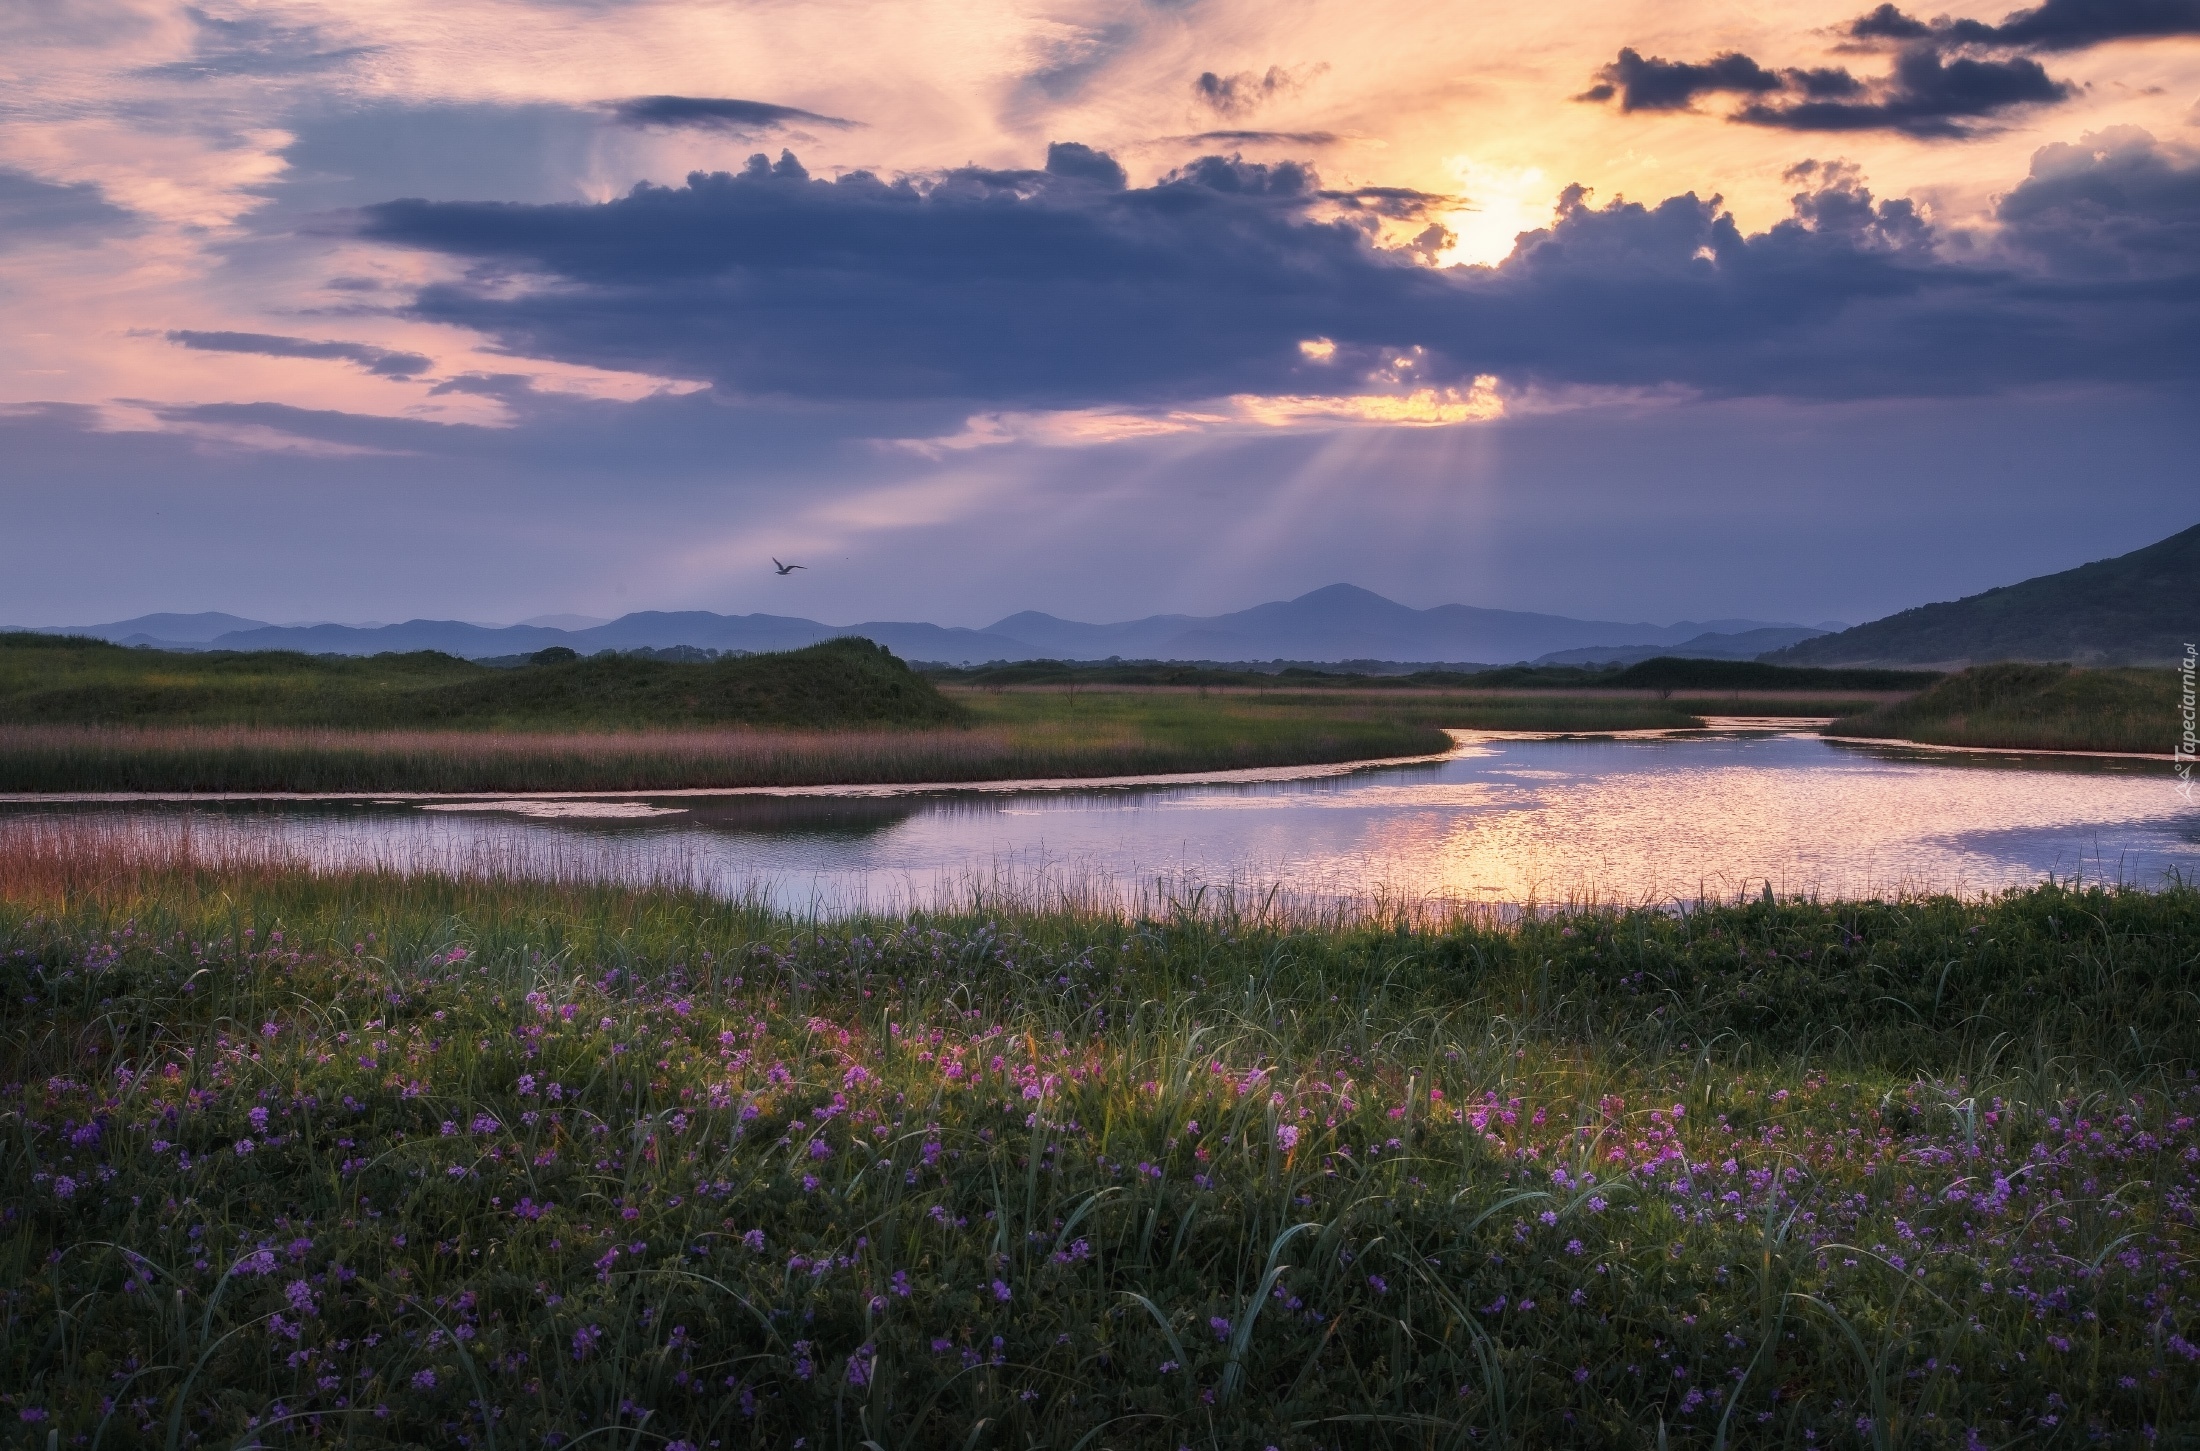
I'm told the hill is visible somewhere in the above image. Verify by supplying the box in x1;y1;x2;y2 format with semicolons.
0;634;964;730
1823;662;2178;755
1769;523;2200;667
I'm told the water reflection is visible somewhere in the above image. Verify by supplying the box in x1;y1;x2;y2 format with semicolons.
3;730;2190;911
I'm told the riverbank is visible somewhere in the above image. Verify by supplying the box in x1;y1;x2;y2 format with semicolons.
3;826;2193;1445
0;679;1910;795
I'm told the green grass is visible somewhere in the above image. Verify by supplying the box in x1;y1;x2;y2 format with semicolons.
0;635;963;732
2;826;2195;1446
1825;663;2183;754
930;658;1939;694
0;691;1461;795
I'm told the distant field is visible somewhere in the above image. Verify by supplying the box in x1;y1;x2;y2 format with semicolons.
0;633;961;730
1826;663;2182;755
0;633;1938;792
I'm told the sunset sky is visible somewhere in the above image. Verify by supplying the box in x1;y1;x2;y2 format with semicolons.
3;0;2196;629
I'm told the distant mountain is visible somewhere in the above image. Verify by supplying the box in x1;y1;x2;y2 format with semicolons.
1533;626;1830;667
5;586;1819;666
982;585;1807;664
25;611;272;645
1767;523;2199;668
193;612;1037;664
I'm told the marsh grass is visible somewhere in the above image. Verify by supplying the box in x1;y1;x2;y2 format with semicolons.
0;637;961;733
1827;664;2180;755
3;821;2196;1446
0;692;1472;795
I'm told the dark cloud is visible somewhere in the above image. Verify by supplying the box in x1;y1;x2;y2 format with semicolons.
1192;65;1309;117
1737;47;2068;136
1591;0;2182;136
167;330;434;378
1996;125;2200;275
1043;142;1126;189
1848;3;1937;40
1175;130;1341;146
351;135;2200;408
0;168;136;246
1849;0;2200;51
1578;49;1785;111
607;96;860;133
1584;41;2067;136
138;6;374;79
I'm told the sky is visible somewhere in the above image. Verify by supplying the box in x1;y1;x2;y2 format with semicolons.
1;0;2196;630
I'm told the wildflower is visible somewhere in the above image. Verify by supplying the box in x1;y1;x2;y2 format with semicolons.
1277;1124;1300;1152
285;1280;317;1316
993;1279;1012;1302
235;1138;255;1156
742;1229;766;1252
249;1106;270;1133
1367;1275;1388;1295
572;1324;604;1360
411;1369;436;1391
51;1176;76;1200
810;1139;833;1159
1210;1316;1233;1340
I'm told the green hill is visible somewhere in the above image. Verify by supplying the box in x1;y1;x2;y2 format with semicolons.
1823;662;2178;754
1768;522;2199;667
0;634;965;730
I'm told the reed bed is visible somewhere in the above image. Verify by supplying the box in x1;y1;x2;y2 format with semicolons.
0;702;1453;795
3;822;2196;1447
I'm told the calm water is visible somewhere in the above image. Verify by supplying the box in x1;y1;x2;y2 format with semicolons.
6;727;2194;911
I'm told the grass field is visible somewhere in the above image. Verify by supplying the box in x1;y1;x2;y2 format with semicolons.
1826;664;2183;755
0;635;963;732
2;823;2194;1446
0;634;1930;794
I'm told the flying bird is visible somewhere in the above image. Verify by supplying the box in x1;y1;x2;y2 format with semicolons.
772;558;805;575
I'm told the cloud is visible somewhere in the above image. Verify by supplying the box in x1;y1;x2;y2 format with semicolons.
1583;42;2067;136
1192;65;1316;117
349;135;2200;411
138;6;375;80
166;331;434;379
1585;0;2176;137
1736;47;2068;136
1173;130;1342;146
1579;49;1786;111
1848;0;2200;52
0;169;137;247
607;96;861;134
1042;141;1126;189
1996;125;2200;275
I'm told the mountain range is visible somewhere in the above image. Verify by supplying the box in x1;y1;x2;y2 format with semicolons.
1769;522;2197;668
9;587;1832;667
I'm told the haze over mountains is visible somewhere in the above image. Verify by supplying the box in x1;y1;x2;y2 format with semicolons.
12;586;1831;668
18;520;2191;668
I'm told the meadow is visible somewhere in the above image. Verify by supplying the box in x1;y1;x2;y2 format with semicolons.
3;820;2194;1447
1827;665;2182;756
0;636;961;733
